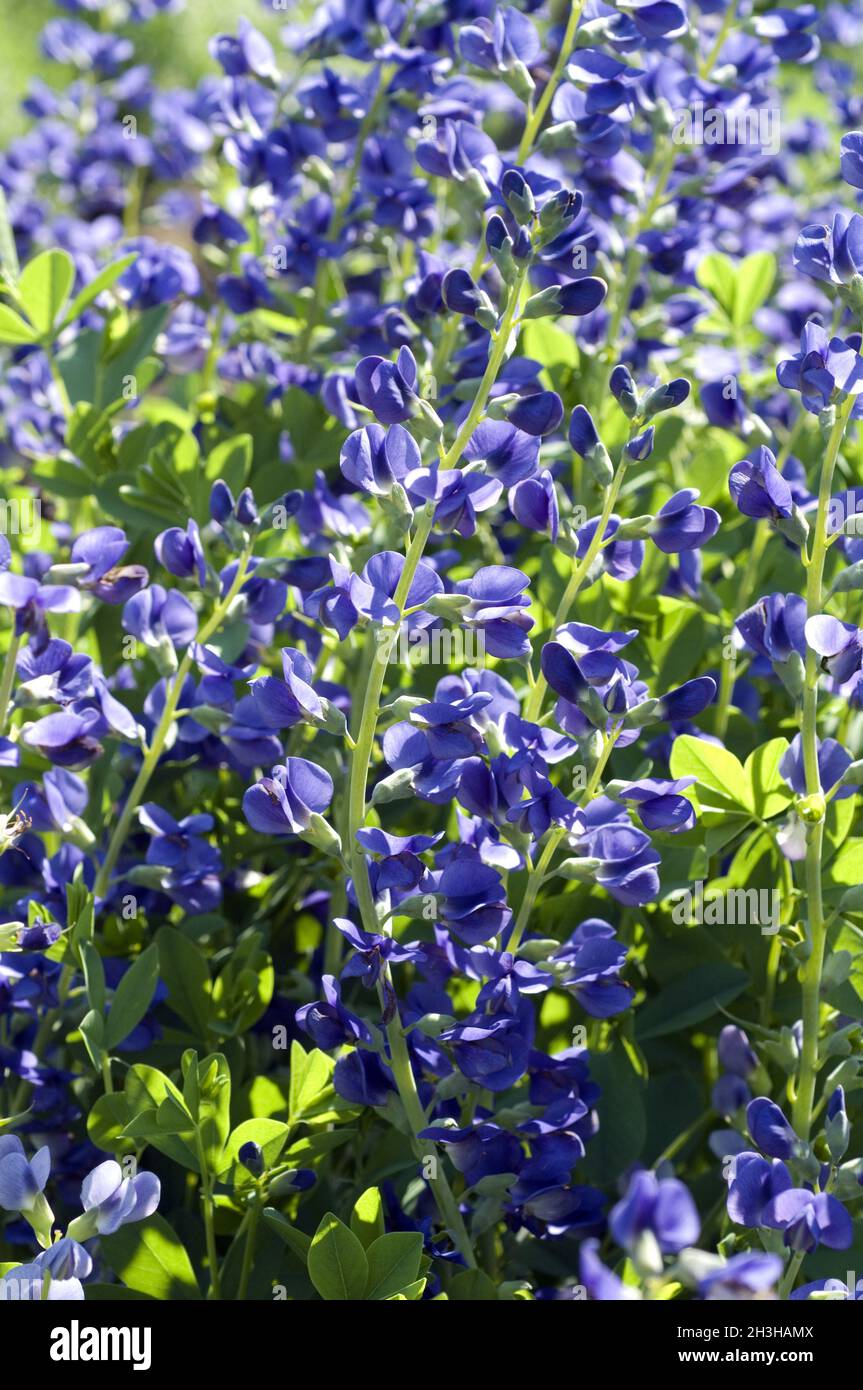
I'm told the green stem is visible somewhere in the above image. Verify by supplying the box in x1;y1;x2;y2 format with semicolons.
714;519;769;740
523;459;630;723
792;396;855;1139
0;629;21;738
237;1197;261;1301
196;1134;221;1301
516;0;586;163
779;1249;805;1301
344;269;531;1267
699;0;739;80
93;548;253;900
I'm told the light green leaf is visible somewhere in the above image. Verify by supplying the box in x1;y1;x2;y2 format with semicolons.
61;254;137;328
156;926;213;1035
670;734;751;812
308;1213;369;1300
17;249;75;337
0;303;37;344
733;252;776;329
364;1232;424;1300
101;1214;201;1300
695;252;737;320
217;1118;290;1179
350;1187;386;1250
744;738;792;820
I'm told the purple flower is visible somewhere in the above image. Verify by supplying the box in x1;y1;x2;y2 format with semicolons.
509;471;559;540
0;1135;51;1212
794;211;863;287
243;758;334;835
650;490;719;553
69;1160;160;1237
610;1169;700;1257
554;920;634;1017
718;1025;758;1078
249;648;324;729
0;572;81;638
455;565;533;660
155;520;206;585
339;423;419;496
698;1252;783;1300
440;1011;531;1092
463;421;539;487
735;593;807;664
295;974;372;1049
729;446;793;521
805;614;863;682
119;237;200;307
21;710;103;769
123;585;197;651
777;321;863;414
336;917;426;988
747;1097;800;1159
762;1189;852;1253
404;466;502;537
209;18;276;79
506;391;564;438
841;130;863;191
616;777;696;832
780;733;857;798
458;7;541;72
71;526;149;604
355;347;421;424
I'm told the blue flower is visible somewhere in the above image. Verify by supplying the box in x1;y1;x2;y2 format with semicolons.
649;490;720;553
295;974;373;1050
610;1169;700;1257
243;758;334;835
67;1159;160;1238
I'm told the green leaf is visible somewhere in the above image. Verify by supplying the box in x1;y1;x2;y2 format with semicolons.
448;1268;498;1300
79;1009;104;1070
0;187;20;282
288;1040;335;1123
217;1119;290;1179
307;1213;369;1300
0;304;37;345
363;1233;424;1300
263;1209;312;1266
695;251;737;320
101;1214;201;1300
87;1093;132;1154
350;1187;386;1249
635;963;750;1040
156;926;213;1035
196;1053;232;1171
17;249;75;337
60;255;137;328
581;1044;646;1181
744;738;792;820
733;251;776;329
670;734;751;812
79;940;106;1016
104;945;159;1051
123;1064;199;1172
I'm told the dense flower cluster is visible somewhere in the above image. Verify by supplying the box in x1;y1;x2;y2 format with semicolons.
0;0;862;1305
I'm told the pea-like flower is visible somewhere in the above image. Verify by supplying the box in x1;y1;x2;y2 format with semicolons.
242;758;334;835
649;489;720;553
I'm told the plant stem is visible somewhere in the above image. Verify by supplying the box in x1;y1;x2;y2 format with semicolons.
344;269;531;1267
237;1196;261;1301
778;1249;805;1301
523;460;629;723
196;1134;221;1300
714;519;768;740
0;629;21;737
792;396;855;1139
93;548;252;900
517;0;586;162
